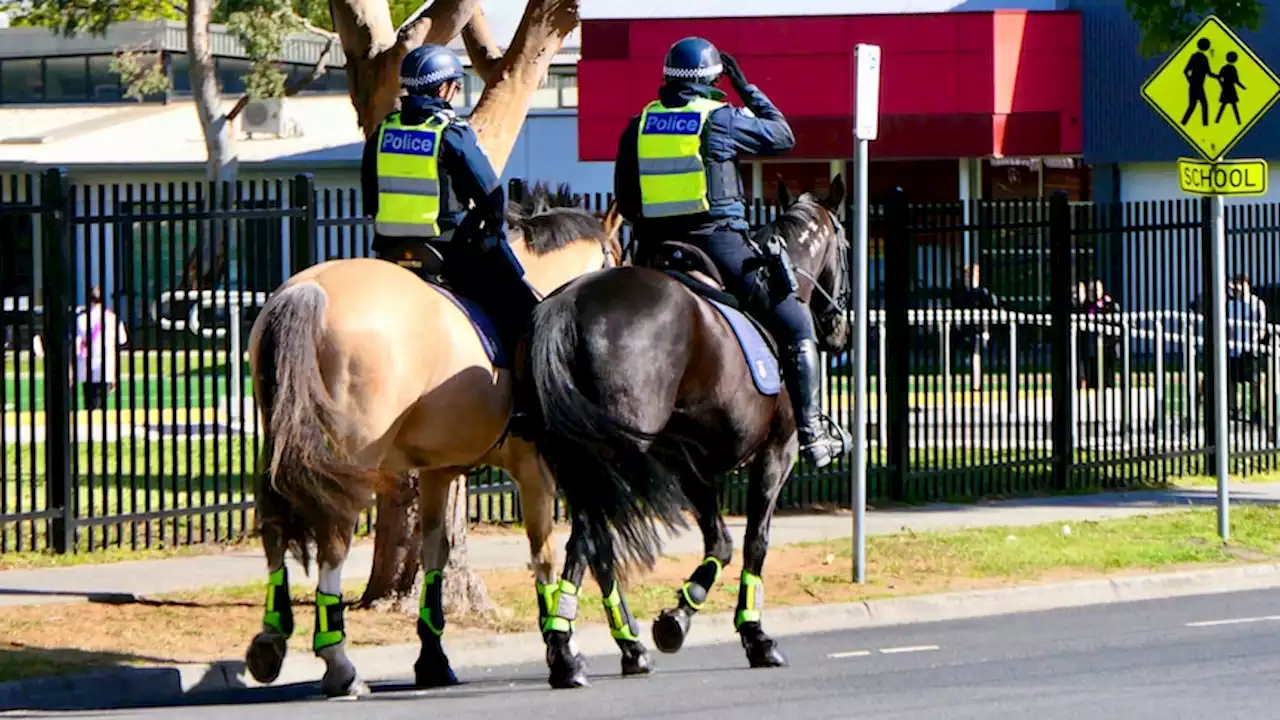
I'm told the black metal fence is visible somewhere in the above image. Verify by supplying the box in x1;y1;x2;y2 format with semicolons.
3;168;1279;555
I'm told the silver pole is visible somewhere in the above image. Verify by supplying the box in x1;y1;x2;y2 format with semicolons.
851;136;869;584
1208;194;1230;541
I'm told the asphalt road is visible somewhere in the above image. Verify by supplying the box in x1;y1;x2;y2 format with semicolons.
21;588;1280;719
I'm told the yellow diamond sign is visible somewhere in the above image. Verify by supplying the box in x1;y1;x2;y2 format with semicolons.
1141;14;1280;162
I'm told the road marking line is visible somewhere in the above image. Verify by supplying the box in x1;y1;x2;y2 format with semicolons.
878;645;940;654
1185;615;1280;628
827;650;872;659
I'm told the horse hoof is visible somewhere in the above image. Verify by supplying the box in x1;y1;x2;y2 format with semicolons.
549;664;591;689
547;645;590;689
245;631;288;684
321;670;371;698
621;646;654;676
746;640;788;669
414;660;461;689
651;609;690;654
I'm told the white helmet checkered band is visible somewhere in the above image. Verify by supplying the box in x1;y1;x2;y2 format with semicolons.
663;63;723;80
401;67;461;89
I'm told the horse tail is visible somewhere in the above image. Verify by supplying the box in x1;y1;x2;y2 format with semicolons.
529;289;688;576
253;282;377;570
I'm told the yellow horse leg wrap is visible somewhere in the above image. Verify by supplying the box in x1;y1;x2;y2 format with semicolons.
537;578;579;634
262;566;294;637
734;571;764;629
602;582;640;642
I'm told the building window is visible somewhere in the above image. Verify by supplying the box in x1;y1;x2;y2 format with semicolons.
45;56;88;103
88;55;123;101
1;59;43;103
169;52;190;94
557;72;577;108
215;57;252;95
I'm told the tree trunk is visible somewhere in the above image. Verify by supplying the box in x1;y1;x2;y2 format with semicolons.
186;0;238;290
330;0;581;614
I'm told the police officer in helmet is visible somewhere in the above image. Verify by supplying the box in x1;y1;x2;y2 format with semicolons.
363;43;540;356
613;36;850;469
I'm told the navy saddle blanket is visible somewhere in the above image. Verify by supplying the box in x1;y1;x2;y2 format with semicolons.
431;283;507;368
702;298;782;397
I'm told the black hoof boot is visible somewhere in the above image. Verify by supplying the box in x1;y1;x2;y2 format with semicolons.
245;631;288;684
739;623;788;668
546;633;590;689
414;636;460;688
619;639;654;676
652;608;692;654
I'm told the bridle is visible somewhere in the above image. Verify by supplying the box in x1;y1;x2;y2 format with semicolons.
789;205;851;330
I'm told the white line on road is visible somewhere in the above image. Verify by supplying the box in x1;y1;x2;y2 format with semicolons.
827;650;872;659
878;645;941;654
1185;615;1280;628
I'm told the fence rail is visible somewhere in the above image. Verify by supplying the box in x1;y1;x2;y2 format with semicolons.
3;168;1280;555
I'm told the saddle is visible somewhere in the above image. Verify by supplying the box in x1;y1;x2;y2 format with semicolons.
649;241;782;396
379;238;507;368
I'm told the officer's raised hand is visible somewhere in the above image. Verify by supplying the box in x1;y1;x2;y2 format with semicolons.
718;52;750;95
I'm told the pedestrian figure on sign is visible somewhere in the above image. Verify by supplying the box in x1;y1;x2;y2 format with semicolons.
1181;38;1216;127
1216;51;1246;124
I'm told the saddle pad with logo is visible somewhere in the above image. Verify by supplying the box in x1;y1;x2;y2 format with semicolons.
430;284;508;369
702;298;781;396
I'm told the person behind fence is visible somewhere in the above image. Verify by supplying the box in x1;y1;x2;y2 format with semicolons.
1227;273;1266;422
74;285;128;411
1091;279;1121;390
611;35;849;468
361;43;540;353
950;263;1000;392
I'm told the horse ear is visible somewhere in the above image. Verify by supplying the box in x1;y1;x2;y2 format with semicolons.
775;175;792;209
826;174;846;211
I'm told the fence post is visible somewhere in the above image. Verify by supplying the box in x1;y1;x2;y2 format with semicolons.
1049;191;1074;491
39;168;75;554
291;174;316;272
883;188;910;501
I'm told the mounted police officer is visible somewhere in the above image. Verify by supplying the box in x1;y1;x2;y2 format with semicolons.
612;36;850;469
362;43;539;355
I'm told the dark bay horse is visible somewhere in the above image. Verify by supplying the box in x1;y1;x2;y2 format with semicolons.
525;176;851;686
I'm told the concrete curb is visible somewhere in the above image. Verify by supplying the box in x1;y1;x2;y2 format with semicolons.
6;562;1280;710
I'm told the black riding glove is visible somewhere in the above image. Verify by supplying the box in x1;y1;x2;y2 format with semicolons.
719;52;751;96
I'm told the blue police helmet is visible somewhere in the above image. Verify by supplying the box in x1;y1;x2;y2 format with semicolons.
400;44;464;95
663;37;723;85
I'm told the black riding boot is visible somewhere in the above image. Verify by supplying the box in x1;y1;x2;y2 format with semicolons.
780;339;851;468
477;243;542;438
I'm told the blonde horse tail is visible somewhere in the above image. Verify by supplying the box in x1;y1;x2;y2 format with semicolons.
253;282;376;570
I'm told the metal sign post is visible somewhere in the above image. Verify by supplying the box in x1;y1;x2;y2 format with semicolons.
851;43;880;583
1139;13;1280;541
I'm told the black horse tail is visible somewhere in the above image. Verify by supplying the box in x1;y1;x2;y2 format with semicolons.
253;282;380;571
529;293;689;576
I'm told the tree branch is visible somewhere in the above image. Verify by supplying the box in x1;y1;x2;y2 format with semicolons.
224;36;337;123
461;6;503;84
396;0;482;52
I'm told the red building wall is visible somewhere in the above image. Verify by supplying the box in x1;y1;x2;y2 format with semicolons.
577;10;1082;162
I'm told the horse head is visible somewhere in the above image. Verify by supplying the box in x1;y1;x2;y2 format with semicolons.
757;174;851;354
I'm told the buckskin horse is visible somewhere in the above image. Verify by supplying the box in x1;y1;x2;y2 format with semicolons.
527;176;851;686
243;184;654;697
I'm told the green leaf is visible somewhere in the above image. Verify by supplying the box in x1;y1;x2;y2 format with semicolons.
1125;0;1264;58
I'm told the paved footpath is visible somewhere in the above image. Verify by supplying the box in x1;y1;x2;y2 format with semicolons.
2;482;1278;607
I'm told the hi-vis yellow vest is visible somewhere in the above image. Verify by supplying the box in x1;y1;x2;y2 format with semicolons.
374;111;451;238
636;97;727;218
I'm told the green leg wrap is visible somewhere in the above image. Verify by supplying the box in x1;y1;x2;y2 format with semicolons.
313;590;345;651
419;570;446;637
602;582;640;642
536;578;579;634
680;557;724;611
262;566;294;637
734;571;764;629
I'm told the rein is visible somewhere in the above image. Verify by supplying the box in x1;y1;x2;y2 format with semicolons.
787;207;851;322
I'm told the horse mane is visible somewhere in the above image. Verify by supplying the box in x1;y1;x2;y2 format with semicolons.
504;180;608;257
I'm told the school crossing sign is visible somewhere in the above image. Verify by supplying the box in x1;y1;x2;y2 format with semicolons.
1140;15;1280;163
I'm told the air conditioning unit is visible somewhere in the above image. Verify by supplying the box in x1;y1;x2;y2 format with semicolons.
241;97;297;138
